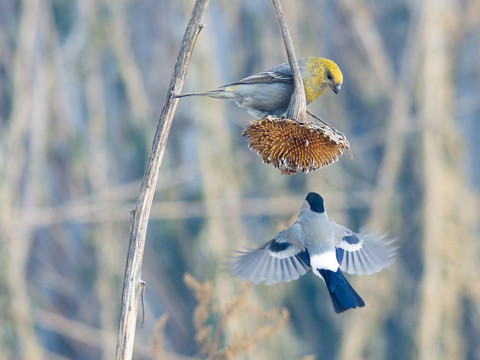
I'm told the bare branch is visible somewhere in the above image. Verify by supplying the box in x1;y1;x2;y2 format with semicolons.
271;0;307;122
114;1;210;359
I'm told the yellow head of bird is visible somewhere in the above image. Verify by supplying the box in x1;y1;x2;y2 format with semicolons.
322;59;343;94
304;58;343;102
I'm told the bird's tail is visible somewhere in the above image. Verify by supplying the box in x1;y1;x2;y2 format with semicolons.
317;268;365;314
174;89;227;99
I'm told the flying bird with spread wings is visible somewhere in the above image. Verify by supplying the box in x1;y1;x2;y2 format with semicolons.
232;192;397;314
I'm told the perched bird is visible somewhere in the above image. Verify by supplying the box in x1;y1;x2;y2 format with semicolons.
176;57;343;118
232;192;396;314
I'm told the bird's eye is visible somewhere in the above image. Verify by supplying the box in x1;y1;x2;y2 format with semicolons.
327;73;333;81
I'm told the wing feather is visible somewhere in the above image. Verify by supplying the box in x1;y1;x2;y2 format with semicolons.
335;229;397;275
232;223;310;284
223;61;294;87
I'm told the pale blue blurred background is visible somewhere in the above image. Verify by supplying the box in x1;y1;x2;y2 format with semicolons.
0;0;479;359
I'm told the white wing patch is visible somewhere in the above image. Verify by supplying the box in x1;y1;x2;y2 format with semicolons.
336;231;397;275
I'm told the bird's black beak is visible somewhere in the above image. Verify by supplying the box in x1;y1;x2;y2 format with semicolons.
330;84;341;94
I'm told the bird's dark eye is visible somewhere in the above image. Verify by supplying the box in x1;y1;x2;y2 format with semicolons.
327;73;333;81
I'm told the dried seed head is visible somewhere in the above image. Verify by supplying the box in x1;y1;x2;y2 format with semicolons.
242;116;350;175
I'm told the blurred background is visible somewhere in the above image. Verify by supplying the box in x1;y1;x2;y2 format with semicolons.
0;0;479;359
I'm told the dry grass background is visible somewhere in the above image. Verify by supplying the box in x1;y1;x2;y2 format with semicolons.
0;0;479;359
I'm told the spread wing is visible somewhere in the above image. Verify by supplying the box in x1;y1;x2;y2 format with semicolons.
232;222;311;285
335;228;397;276
223;62;293;86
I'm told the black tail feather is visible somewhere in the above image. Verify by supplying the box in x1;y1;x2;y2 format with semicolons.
318;268;365;314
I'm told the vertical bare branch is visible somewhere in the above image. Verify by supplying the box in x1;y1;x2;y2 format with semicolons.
270;0;307;122
115;1;210;359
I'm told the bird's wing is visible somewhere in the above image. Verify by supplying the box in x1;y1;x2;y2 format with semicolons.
232;222;311;285
335;227;397;276
224;63;293;86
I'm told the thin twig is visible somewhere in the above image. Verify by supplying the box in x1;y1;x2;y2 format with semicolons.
306;110;330;126
114;1;210;359
140;280;146;328
270;0;307;122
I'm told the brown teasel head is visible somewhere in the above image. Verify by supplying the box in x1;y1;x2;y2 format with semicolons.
242;116;350;175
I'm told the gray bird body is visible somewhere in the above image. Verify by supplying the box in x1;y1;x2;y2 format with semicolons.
232;192;397;313
177;59;306;118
